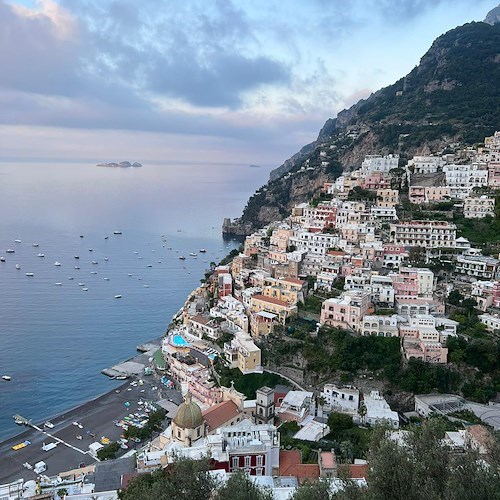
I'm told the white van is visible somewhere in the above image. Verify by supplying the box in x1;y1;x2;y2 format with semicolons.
34;461;47;474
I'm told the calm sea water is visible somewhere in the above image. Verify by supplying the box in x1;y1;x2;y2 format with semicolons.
0;160;272;440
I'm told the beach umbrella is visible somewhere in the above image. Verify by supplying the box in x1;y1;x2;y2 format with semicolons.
124;401;130;407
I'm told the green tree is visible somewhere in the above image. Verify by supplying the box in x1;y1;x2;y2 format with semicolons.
327;412;354;438
292;479;334;500
214;470;274;500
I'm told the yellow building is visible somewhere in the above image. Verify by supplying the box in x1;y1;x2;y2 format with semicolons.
250;294;298;324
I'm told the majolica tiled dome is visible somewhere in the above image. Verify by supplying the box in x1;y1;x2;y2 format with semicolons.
173;392;203;429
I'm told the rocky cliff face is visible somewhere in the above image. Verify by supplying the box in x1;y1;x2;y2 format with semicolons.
229;20;500;233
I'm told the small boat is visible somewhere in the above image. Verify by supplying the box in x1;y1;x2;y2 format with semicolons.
55;283;62;286
15;264;20;269
82;288;88;291
68;277;74;280
80;235;84;238
104;257;109;261
113;231;122;235
189;253;197;257
147;264;152;268
0;257;5;262
2;375;11;381
103;277;110;281
104;236;108;240
138;256;143;259
44;421;54;429
74;255;80;259
199;249;207;253
54;262;61;266
6;249;15;253
128;273;132;276
114;295;122;299
134;251;139;254
26;273;34;277
91;260;98;265
78;283;85;286
74;266;80;269
143;284;149;288
37;253;44;257
32;243;39;247
90;271;98;274
88;249;93;252
179;256;186;260
14;239;21;243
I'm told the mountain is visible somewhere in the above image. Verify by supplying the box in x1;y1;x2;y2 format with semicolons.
228;20;500;233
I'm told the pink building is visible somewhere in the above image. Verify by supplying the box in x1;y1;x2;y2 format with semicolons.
488;162;500;188
363;172;391;190
320;290;371;332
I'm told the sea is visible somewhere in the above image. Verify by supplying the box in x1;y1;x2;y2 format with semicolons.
0;160;273;441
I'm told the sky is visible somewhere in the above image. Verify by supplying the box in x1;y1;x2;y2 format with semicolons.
0;0;497;166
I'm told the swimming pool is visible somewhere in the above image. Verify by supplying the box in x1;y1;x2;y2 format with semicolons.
171;334;190;348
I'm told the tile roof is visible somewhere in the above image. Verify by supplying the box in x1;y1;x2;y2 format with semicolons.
252;294;290;307
202;400;240;431
279;450;320;483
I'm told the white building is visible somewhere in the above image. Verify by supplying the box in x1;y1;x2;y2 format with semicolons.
408;155;444;174
479;313;500;333
362;391;399;429
361;154;399;174
322;384;360;413
455;254;499;280
361;314;399;337
389;220;457;248
463;196;495;219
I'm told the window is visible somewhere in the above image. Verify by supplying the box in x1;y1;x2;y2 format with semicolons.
256;455;263;467
244;456;251;468
232;457;239;469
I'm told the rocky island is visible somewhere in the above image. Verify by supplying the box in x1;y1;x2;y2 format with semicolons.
96;161;142;168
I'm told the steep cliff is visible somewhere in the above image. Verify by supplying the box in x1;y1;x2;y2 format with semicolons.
230;20;500;233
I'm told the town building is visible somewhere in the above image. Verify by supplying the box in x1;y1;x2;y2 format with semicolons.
463;195;495;218
389;220;457;248
320;290;371;332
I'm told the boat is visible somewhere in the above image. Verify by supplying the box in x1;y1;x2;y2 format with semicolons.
103;277;110;281
74;266;80;269
143;284;149;288
2;375;11;381
15;264;20;269
88;248;93;252
82;288;89;291
114;295;122;299
26;273;34;277
91;260;98;265
104;257;109;261
14;239;21;243
134;251;139;254
32;243;39;247
37;253;44;257
128;273;132;276
68;277;74;280
113;231;122;235
104;236;108;239
179;256;186;260
91;271;98;274
115;375;127;380
74;255;80;259
80;235;84;238
78;283;85;286
189;253;197;257
6;249;15;253
54;262;61;266
44;421;54;429
199;249;207;253
55;283;62;286
0;257;5;262
147;264;152;268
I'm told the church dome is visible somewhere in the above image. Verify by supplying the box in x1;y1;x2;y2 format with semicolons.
173;392;203;429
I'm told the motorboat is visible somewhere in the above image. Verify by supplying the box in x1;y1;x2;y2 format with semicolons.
68;277;74;280
37;253;45;257
179;256;186;260
78;283;85;286
103;277;110;281
104;257;109;261
134;251;139;254
199;249;207;253
32;243;39;247
128;273;132;276
26;273;34;277
91;261;98;265
54;262;61;266
104;236;109;239
91;271;98;274
15;264;20;270
82;288;88;291
88;249;93;252
113;231;122;235
6;249;15;253
114;295;122;299
74;255;79;259
2;375;11;381
189;253;197;257
143;284;149;288
0;257;5;262
14;239;21;243
147;264;152;268
55;283;62;286
74;266;80;269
